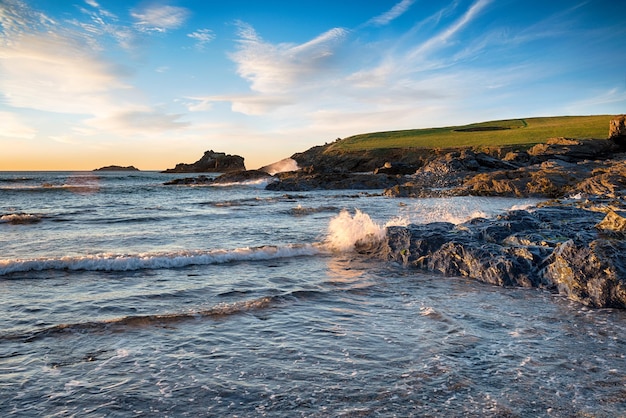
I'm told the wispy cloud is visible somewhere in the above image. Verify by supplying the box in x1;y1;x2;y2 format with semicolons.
131;4;189;33
86;110;189;134
368;0;415;26
229;21;348;95
0;111;37;139
186;94;293;115
0;0;188;137
188;28;215;50
408;0;492;60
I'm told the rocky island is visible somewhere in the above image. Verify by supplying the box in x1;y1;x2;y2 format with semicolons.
162;150;245;173
93;165;139;171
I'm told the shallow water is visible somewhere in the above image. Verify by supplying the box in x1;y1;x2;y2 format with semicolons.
1;171;624;417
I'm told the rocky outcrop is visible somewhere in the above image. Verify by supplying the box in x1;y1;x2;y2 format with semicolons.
384;139;626;199
163;150;245;173
356;201;626;308
609;115;626;146
164;170;272;186
93;165;139;171
266;170;403;191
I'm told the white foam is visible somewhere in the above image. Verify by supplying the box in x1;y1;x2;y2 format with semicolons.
0;213;42;224
0;244;320;276
325;209;387;252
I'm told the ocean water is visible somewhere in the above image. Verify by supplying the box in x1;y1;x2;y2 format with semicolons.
1;171;624;417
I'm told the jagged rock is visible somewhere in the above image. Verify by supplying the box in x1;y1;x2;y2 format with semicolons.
527;137;618;162
266;171;401;191
595;210;626;236
163;150;245;173
358;204;626;308
212;170;274;184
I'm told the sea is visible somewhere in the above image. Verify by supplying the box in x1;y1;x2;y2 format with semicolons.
0;170;624;417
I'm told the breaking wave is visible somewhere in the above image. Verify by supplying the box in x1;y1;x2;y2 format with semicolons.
0;213;43;225
324;209;407;252
0;244;321;276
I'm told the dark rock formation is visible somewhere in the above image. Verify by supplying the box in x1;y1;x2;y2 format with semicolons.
374;162;418;175
163;170;273;186
266;170;403;191
163;175;214;185
212;170;274;184
163;150;245;173
356;201;626;308
93;165;139;171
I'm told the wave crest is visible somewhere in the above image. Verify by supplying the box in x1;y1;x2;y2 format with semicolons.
0;244;320;276
0;213;43;225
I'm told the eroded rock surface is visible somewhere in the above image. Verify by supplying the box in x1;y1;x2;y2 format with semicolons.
356;200;626;308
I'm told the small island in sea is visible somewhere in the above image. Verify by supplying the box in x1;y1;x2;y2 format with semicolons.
93;165;140;172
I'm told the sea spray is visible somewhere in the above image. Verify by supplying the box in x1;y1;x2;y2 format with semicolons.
260;158;299;175
325;209;408;252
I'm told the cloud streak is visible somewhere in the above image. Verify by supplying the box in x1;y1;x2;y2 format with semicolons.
0;111;37;139
368;0;415;26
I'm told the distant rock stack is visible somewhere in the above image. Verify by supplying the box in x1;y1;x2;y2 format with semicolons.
162;150;245;173
609;115;626;148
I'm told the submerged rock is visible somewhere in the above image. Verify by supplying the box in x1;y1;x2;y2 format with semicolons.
358;202;626;308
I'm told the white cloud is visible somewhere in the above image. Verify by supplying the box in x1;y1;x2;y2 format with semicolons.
185;94;294;115
188;28;215;50
131;4;189;33
0;111;36;139
230;22;348;94
368;0;415;26
0;33;132;114
86;110;189;134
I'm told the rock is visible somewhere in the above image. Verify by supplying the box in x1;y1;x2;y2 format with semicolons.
544;239;626;308
163;150;245;173
528;138;618;162
374;162;418;175
266;171;402;191
212;170;274;184
164;175;213;185
357;203;626;308
609;115;626;146
595;210;626;236
93;165;139;171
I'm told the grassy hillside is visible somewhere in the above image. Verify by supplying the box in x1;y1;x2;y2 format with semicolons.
329;115;613;152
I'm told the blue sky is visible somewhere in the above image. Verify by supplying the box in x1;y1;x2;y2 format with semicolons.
1;0;624;170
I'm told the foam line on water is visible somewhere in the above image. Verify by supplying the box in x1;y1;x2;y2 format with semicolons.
0;244;321;276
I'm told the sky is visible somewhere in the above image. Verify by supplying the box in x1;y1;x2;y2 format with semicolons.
0;0;625;170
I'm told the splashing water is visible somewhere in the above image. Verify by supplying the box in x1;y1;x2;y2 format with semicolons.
260;158;299;175
325;209;408;252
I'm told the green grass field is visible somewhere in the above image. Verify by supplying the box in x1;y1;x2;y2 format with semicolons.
330;115;613;152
